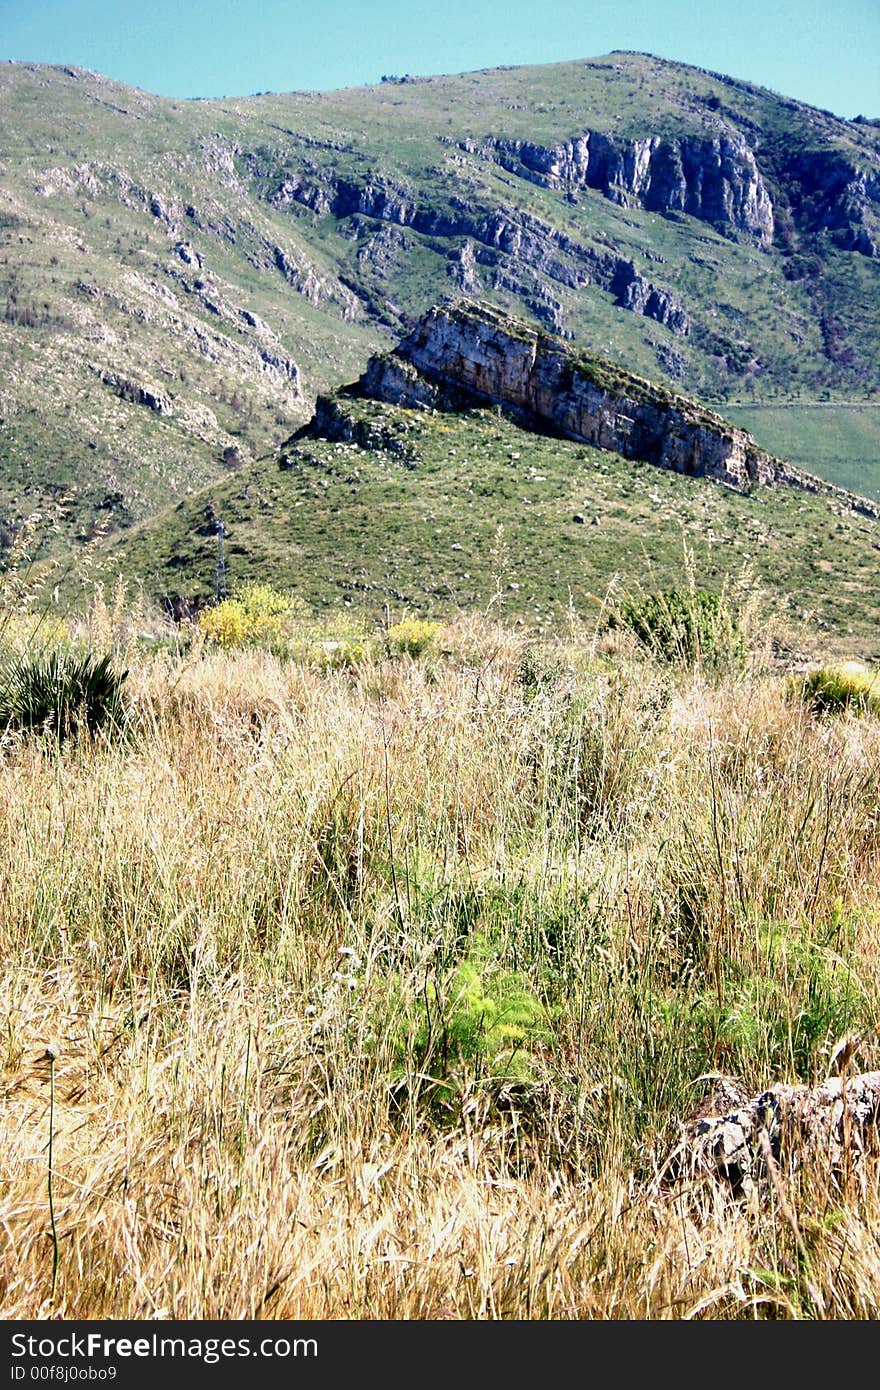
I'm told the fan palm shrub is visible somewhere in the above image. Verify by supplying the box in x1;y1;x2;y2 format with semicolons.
0;647;130;741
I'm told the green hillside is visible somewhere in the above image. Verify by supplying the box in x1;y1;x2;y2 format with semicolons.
1;51;879;570
727;403;880;500
93;393;880;656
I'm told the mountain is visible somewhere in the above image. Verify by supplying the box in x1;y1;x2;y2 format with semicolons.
1;51;879;570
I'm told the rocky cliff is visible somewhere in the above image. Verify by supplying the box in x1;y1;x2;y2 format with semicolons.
264;121;878;267
334;302;877;511
476;129;776;245
469;124;880;259
349;301;788;490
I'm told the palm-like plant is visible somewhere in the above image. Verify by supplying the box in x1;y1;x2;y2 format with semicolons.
0;648;130;741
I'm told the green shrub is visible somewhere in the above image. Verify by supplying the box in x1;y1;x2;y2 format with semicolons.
647;918;867;1088
516;646;565;703
603;587;747;670
795;662;880;715
0;648;130;741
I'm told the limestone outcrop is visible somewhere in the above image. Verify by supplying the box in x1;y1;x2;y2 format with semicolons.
356;301;796;491
669;1070;880;1192
269;131;772;248
483;129;775;245
264;171;691;335
474;128;879;259
335;301;880;516
99;369;173;416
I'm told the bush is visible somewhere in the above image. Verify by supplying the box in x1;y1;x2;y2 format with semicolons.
390;934;549;1114
795;662;880;715
199;587;377;667
386;618;443;658
603;587;747;670
198;582;297;652
650;917;868;1084
0;648;130;741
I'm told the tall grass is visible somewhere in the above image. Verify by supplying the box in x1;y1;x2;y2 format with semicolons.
1;611;880;1318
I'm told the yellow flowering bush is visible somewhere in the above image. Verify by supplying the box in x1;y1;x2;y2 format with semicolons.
199;583;297;652
386;617;444;658
0;611;73;654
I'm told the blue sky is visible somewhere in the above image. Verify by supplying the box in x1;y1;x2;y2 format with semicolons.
1;0;878;117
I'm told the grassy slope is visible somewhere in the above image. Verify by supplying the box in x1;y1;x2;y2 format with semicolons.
727;403;880;499
96;398;880;657
2;619;880;1318
0;64;388;554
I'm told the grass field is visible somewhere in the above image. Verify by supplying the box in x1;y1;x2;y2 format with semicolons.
2;592;880;1318
727;403;880;501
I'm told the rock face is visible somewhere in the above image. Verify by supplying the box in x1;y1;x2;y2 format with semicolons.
474;129;878;259
263;170;691;336
485;129;775;245
357;301;796;491
780;149;880;258
99;369;173;416
258;349;300;386
610;260;691;335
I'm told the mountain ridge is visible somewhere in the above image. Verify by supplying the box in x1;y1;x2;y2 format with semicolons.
94;312;880;652
1;50;879;569
322;298;880;512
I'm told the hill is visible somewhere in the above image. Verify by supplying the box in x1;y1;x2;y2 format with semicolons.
96;304;880;655
1;51;879;566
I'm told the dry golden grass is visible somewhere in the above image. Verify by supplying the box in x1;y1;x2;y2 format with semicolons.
2;613;880;1318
